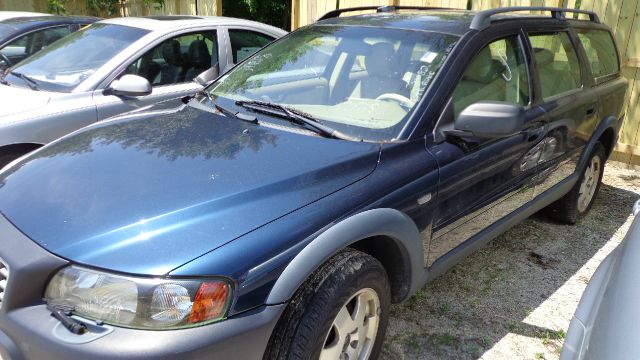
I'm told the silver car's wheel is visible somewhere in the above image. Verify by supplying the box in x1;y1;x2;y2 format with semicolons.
577;154;602;213
320;288;381;360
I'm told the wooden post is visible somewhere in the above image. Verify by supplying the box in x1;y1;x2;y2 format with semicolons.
291;0;300;30
215;0;222;16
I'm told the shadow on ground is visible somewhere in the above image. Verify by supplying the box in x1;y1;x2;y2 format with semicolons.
381;183;639;359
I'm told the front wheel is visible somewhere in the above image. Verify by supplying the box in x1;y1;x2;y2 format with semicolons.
545;142;605;224
265;248;391;360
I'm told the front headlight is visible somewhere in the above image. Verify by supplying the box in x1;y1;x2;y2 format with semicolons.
44;266;232;330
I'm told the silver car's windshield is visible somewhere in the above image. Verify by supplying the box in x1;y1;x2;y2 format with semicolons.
208;26;458;141
6;23;149;92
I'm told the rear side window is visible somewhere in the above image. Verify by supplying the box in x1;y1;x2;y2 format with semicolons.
529;32;582;100
228;30;274;63
576;29;619;81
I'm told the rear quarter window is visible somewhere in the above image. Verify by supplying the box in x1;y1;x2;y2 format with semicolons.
529;32;582;100
576;29;619;81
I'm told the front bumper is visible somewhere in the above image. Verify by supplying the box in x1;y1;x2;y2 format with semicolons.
0;214;285;360
0;304;285;360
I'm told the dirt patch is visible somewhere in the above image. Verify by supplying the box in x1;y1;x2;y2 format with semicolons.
382;161;640;360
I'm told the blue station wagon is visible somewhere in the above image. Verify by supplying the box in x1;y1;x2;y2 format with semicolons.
0;6;627;360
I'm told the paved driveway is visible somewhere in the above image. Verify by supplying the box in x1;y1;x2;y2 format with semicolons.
382;162;640;360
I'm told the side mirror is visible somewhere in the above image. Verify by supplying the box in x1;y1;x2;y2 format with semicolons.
194;66;219;87
105;74;152;97
454;101;525;138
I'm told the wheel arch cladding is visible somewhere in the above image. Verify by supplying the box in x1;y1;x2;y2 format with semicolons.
265;208;424;305
597;126;616;158
579;116;618;169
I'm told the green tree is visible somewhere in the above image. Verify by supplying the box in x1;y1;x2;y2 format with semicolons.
222;0;291;31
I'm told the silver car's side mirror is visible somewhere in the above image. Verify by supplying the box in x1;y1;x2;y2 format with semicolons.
194;66;219;87
105;74;152;97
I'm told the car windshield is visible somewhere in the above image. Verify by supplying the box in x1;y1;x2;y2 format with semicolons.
208;25;458;141
5;23;149;92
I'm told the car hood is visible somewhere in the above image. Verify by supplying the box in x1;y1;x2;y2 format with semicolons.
0;83;52;118
0;101;380;275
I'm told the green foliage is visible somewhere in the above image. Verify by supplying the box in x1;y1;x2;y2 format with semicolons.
222;0;291;31
47;0;68;14
47;0;165;17
86;0;122;16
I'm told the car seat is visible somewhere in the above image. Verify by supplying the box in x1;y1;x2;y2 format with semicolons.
452;46;507;117
159;40;184;85
351;42;409;99
184;39;211;82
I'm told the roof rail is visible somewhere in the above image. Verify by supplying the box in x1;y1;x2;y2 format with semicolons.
470;6;600;30
318;5;451;21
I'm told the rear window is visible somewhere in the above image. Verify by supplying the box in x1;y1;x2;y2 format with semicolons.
576;29;619;81
529;32;582;100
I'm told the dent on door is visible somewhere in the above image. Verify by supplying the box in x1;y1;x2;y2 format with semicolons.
426;134;543;266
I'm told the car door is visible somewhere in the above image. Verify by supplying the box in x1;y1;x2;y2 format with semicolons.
221;28;276;73
0;25;72;66
93;29;223;121
426;33;547;266
526;29;598;198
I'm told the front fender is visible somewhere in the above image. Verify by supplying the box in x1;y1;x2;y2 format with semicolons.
266;207;424;305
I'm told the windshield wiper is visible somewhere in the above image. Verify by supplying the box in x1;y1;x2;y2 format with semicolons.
10;71;39;91
196;90;257;124
235;100;362;142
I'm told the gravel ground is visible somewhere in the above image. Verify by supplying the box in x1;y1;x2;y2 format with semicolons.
382;161;640;360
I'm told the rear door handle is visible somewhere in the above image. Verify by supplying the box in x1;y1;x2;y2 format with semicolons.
586;107;596;116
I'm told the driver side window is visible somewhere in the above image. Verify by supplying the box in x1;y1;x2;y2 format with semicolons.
452;36;529;118
124;31;218;87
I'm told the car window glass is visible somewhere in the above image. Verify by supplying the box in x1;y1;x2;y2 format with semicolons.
8;23;150;92
0;26;71;61
124;31;218;87
529;32;582;100
576;29;619;80
209;26;458;142
228;29;274;63
451;36;529;118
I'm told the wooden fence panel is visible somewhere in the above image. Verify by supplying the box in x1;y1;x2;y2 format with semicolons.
0;0;221;16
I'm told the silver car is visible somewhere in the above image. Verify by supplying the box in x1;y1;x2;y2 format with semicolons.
0;16;286;166
561;199;640;360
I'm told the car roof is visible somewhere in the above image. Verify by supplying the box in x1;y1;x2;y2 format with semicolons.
315;8;600;36
0;14;99;29
0;11;51;22
99;15;286;33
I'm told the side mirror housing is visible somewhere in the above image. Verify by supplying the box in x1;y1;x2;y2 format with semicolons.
105;74;152;97
454;101;525;138
194;66;219;87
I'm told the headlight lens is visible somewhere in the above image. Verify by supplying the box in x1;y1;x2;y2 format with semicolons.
44;266;232;330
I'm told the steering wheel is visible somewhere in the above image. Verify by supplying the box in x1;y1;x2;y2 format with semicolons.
0;53;11;70
376;93;416;109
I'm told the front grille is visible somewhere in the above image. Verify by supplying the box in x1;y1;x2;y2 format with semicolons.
0;259;7;309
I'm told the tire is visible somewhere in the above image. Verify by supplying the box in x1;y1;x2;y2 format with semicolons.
264;248;391;360
545;142;606;224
